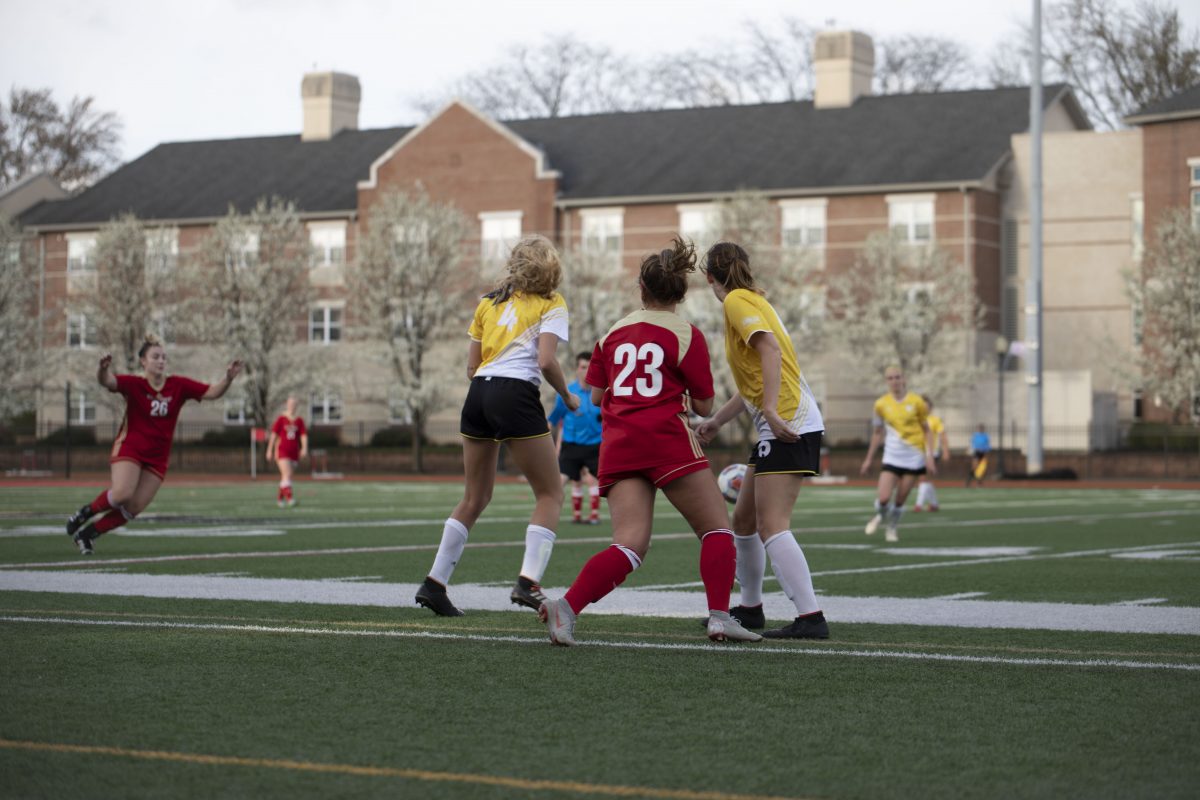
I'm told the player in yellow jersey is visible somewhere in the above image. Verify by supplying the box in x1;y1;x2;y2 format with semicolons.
416;234;579;617
860;366;936;542
694;241;829;640
913;395;950;511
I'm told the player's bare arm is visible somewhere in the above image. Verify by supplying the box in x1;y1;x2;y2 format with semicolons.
861;424;884;476
537;333;579;411
689;393;715;418
693;395;745;444
466;339;482;380
96;353;118;392
748;330;797;443
201;360;244;400
922;421;938;477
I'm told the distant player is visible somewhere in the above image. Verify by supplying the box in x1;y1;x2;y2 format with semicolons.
860;366;936;542
913;395;949;511
548;352;602;524
416;235;578;617
966;423;992;487
65;335;243;554
693;241;829;640
266;396;308;507
539;237;760;646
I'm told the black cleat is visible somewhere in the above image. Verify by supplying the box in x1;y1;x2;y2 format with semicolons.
729;604;766;630
415;577;463;617
73;524;96;556
510;576;547;610
66;504;93;538
762;611;829;640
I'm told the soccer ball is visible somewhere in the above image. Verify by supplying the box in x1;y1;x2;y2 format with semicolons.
717;463;747;505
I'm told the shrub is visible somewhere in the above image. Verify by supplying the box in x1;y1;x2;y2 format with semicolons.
369;426;427;447
39;426;97;445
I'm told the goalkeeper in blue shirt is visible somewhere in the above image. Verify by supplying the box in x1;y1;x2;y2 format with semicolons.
549;352;604;523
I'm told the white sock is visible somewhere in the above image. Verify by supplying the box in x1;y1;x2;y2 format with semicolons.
429;518;469;586
889;505;905;527
916;483;928;506
764;530;820;615
873;498;883;515
734;533;765;607
926;484;939;507
519;524;556;582
614;544;642;569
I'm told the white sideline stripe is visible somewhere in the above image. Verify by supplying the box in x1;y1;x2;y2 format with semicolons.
1;572;1198;635
0;615;1195;672
927;592;990;601
1113;598;1169;606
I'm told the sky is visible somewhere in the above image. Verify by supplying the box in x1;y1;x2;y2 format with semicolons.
3;0;1197;163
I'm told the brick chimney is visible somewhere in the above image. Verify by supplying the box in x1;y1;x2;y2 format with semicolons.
813;31;874;109
301;71;361;141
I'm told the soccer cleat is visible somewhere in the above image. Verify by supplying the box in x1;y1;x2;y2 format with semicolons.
510;576;547;610
707;610;763;643
865;513;882;535
885;526;899;543
571;516;584;524
277;500;286;509
929;504;940;512
762;611;829;640
73;524;96;556
66;504;92;538
415;577;464;617
286;498;296;508
539;597;577;646
729;604;766;630
912;504;924;512
587;517;601;525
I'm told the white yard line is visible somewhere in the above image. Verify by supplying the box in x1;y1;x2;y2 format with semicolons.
0;614;1195;672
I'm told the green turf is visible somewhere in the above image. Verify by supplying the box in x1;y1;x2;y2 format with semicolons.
1;480;1198;799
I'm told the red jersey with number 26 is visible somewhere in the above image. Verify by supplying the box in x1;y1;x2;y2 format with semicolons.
586;309;714;472
110;374;209;473
271;415;307;460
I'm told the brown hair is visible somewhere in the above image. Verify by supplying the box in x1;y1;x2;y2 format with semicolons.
639;237;696;305
486;234;562;304
137;333;164;360
703;241;761;294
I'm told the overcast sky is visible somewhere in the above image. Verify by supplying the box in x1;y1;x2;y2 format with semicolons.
3;0;1196;163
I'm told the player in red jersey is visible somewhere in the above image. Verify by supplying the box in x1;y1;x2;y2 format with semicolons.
266;396;308;507
538;237;761;646
64;334;243;554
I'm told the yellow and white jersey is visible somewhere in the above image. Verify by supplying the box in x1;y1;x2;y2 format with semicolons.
873;392;929;469
722;288;823;440
928;414;945;457
469;292;569;384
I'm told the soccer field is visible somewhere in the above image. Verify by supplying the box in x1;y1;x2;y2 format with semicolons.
1;479;1198;799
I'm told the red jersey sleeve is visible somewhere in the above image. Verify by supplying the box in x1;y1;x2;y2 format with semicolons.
115;374;140;397
585;342;609;390
679;326;714;400
271;416;286;436
176;376;210;402
296;418;307;436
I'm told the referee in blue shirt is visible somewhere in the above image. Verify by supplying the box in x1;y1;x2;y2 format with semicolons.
549;352;604;524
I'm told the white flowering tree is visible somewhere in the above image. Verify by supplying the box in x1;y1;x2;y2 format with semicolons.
0;216;41;419
349;186;471;472
559;245;636;358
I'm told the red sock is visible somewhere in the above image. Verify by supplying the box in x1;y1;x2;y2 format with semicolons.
564;545;636;615
278;487;285;501
89;490;113;515
699;530;735;612
571;494;582;518
285;486;293;500
93;511;128;535
589;491;600;518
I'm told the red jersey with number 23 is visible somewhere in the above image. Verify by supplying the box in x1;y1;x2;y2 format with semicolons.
110;374;209;475
586;309;714;473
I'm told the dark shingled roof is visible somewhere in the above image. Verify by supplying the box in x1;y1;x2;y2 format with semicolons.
1125;84;1200;124
20;84;1080;227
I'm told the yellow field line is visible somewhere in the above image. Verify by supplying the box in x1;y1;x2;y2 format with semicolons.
0;739;812;800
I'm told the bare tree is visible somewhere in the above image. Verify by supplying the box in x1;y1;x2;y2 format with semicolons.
350;186;472;471
986;0;1200;129
1126;210;1200;421
558;246;636;357
875;35;976;94
823;231;985;399
0;216;40;419
0;87;122;190
182;198;317;428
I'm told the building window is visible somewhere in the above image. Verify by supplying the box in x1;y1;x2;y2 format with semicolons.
1190;159;1200;230
227;230;259;270
1130;194;1144;263
310;390;343;424
903;281;935;306
309;221;346;268
66;233;97;272
677;203;718;249
145;228;179;273
479;211;522;270
67;313;92;348
224;395;249;425
71;390;96;425
887;195;935;244
309;305;342;345
780;200;827;268
580;208;623;260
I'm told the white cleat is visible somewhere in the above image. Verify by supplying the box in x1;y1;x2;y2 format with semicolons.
865;514;882;535
539;597;578;647
885;526;899;543
707;610;763;643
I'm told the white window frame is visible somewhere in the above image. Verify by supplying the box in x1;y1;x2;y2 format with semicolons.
67;312;92;349
66;232;97;272
309;303;343;345
479;211;523;270
308;220;347;268
779;198;827;267
223;395;249;426
1189;158;1200;230
310;390;343;425
144;227;179;273
71;389;96;425
677;203;718;249
1130;193;1144;263
886;194;935;244
579;207;624;259
903;281;936;305
227;229;260;270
